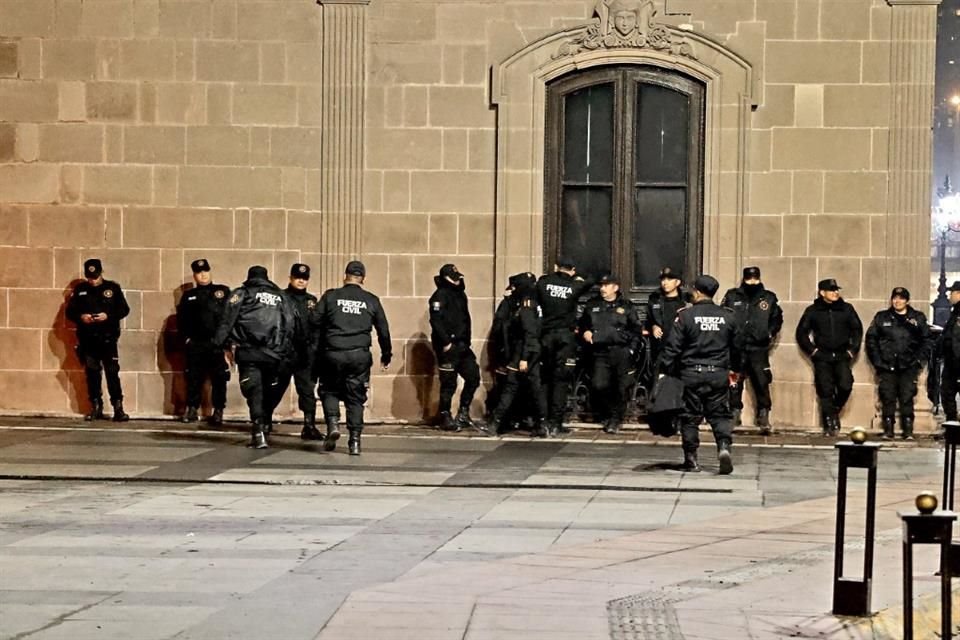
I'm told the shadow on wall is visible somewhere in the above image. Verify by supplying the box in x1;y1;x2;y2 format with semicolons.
392;332;436;422
49;279;88;415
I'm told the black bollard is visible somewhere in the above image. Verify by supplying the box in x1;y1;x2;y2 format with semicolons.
832;431;880;616
900;493;956;640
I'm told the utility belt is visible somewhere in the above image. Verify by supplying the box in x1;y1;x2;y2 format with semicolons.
689;364;722;373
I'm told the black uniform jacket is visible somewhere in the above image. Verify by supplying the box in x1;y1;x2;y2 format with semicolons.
795;297;863;360
536;272;593;333
645;288;690;339
502;295;541;368
721;284;783;350
942;302;960;368
176;283;231;348
285;286;321;364
429;277;471;352
577;293;643;352
865;306;932;371
658;299;740;374
214;276;300;364
66;280;130;342
489;295;512;369
316;283;392;365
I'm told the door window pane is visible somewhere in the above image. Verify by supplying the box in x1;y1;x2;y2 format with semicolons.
633;188;687;286
564;83;614;184
561;186;613;279
636;84;689;184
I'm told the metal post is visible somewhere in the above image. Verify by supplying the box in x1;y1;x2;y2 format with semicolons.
900;505;957;640
943;421;960;510
832;440;881;616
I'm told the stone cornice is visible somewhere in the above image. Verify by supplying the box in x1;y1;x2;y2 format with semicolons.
886;0;941;6
316;0;371;6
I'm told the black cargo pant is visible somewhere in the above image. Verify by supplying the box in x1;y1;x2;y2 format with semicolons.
238;360;284;426
184;343;229;410
813;352;854;420
877;367;919;419
77;338;123;404
539;329;578;425
275;355;317;414
591;347;635;425
436;342;480;415
730;349;773;412
943;364;960;421
490;362;548;422
320;348;372;432
680;368;733;454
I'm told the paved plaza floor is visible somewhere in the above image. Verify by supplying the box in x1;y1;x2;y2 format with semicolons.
0;418;953;639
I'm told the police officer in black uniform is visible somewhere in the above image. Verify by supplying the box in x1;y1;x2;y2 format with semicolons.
177;258;231;426
487;273;548;436
796;278;863;435
940;282;960;421
214;266;299;449
536;257;593;435
658;275;740;474
646;266;688;362
66;259;131;422
429;263;486;433
578;274;643;434
721;266;783;433
484;283;513;422
275;263;322;441
865;287;932;440
316;261;392;455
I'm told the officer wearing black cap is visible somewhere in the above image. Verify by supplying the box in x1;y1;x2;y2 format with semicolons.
865;287;932;440
796;278;863;435
214;266;301;449
275;263;323;440
940;281;960;421
536;257;594;435
428;263;486;433
578;274;643;434
176;259;231;426
487;272;549;436
658;274;740;474
315;261;392;455
720;266;783;433
66;259;131;422
646;266;689;364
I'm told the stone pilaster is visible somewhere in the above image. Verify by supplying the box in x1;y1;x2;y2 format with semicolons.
885;0;940;298
318;0;370;290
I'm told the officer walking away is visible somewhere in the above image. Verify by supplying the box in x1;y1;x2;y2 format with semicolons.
940;282;960;421
316;261;392;455
429;264;487;433
646;266;688;361
487;273;549;436
796;279;863;435
176;259;231;426
536;257;593;435
658;275;740;474
275;264;323;441
66;259;131;422
865;287;932;440
578;274;643;434
721;266;783;434
214;266;299;449
484;282;513;421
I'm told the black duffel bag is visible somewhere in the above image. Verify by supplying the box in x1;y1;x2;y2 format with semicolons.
647;375;684;437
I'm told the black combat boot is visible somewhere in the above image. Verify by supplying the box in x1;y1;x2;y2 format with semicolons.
323;417;340;452
181;406;199;423
732;408;742;428
717;441;734;475
756;409;771;435
85;398;104;421
112;400;129;422
249;422;268;449
602;419;620;434
437;411;459;432
263;419;273;435
456;409;491;435
348;429;361;456
534;420;550;438
208;408;223;427
881;416;895;440
902;416;915;441
554;420;572;435
301;412;322;441
681;450;700;472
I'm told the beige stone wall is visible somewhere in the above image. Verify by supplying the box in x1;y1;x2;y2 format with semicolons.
0;0;939;430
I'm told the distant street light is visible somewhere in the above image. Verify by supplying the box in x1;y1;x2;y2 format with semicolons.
933;178;960;325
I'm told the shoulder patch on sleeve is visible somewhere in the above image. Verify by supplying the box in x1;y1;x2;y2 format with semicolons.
431;301;442;311
229;293;241;305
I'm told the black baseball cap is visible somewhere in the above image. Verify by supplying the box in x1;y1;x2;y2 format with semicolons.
693;274;720;297
659;267;681;281
556;256;576;269
598;273;621;286
439;263;462;280
743;266;761;280
345;260;366;277
818;278;841;292
247;265;268;280
890;287;910;301
290;263;310;279
190;258;210;274
83;258;102;278
950;281;960;293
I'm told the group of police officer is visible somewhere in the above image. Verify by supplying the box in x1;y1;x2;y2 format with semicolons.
67;254;942;471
